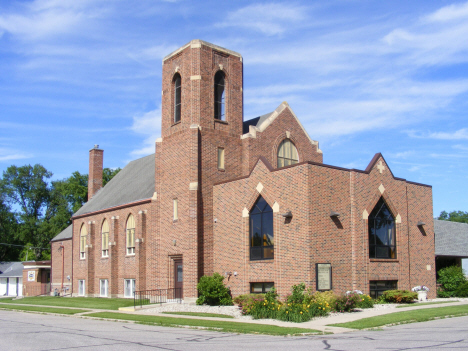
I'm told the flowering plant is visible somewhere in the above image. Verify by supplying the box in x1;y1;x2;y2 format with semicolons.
411;285;429;292
346;290;363;295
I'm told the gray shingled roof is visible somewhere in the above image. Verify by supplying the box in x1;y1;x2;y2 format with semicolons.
0;262;23;278
50;224;73;242
243;112;273;134
435;219;468;257
74;154;155;217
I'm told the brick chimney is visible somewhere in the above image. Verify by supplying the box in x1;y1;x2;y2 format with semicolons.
88;145;103;200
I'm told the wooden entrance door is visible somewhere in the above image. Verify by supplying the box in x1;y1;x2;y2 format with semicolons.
174;259;183;299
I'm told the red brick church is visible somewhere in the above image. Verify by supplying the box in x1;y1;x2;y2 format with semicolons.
50;40;436;301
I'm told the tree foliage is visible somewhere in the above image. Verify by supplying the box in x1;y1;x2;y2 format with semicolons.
438;210;468;223
0;164;120;261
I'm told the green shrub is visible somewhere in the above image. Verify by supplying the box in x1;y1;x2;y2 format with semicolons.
306;290;337;307
437;266;467;297
356;294;374;309
233;293;265;314
276;301;328;322
286;282;306;304
334;292;360;312
196;273;233;306
381;290;417;303
248;288;281;319
454;281;468;297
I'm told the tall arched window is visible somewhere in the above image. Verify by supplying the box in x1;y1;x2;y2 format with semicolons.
173;73;181;123
214;71;225;120
126;214;135;255
80;224;87;259
277;139;299;167
369;198;396;259
250;196;274;260
101;219;109;257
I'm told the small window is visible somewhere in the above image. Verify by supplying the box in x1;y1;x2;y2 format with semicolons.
369;198;396;259
78;280;85;296
80;224;87;259
217;147;225;169
126;215;135;255
214;71;225;120
173;199;178;221
173;73;181;123
250;282;274;294
369;280;397;299
101;219;109;257
124;279;136;298
250;196;274;260
100;279;108;297
277;139;299;168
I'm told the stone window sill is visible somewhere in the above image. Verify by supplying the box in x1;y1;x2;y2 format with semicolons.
370;259;399;263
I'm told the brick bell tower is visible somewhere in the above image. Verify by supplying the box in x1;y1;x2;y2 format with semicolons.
151;40;244;299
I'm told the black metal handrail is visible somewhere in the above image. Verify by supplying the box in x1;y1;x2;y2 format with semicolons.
134;288;182;308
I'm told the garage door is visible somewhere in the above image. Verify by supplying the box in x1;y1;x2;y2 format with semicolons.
0;278;7;296
8;278;17;296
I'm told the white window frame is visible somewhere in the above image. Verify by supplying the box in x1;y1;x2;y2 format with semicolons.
78;280;85;296
100;279;108;297
124;279;136;298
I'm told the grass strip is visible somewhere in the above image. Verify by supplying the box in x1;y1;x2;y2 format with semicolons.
161;312;234;318
0;296;134;310
87;312;320;336
330;304;468;329
396;301;456;308
0;304;87;315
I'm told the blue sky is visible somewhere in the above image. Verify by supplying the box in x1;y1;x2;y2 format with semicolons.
1;0;467;217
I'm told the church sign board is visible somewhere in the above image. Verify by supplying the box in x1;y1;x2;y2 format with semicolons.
316;263;332;291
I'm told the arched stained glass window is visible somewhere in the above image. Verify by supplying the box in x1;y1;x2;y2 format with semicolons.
173;73;181;123
250;196;274;260
126;214;135;255
80;224;87;259
214;71;225;120
101;219;109;257
277;139;298;168
369;198;396;259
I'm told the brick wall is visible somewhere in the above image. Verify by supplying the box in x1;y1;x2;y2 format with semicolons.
213;155;436;298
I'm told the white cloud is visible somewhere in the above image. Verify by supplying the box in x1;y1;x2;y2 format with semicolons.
0;148;33;162
424;1;468;23
0;0;93;40
408;129;468;140
130;107;161;157
218;3;307;35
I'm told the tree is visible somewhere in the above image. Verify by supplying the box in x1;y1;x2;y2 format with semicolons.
1;164;54;256
0;195;20;261
438;211;468;224
103;168;121;186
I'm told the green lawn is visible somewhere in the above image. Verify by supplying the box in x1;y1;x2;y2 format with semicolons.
396;301;456;308
330;304;468;329
161;312;234;318
87;312;320;336
0;296;134;310
0;304;87;315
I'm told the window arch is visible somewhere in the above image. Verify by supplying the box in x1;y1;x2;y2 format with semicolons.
277;139;298;168
368;197;396;259
80;224;87;259
173;73;181;123
126;214;135;255
101;219;109;257
250;196;274;260
214;71;225;120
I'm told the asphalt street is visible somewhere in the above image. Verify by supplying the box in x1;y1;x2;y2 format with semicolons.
1;310;467;351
